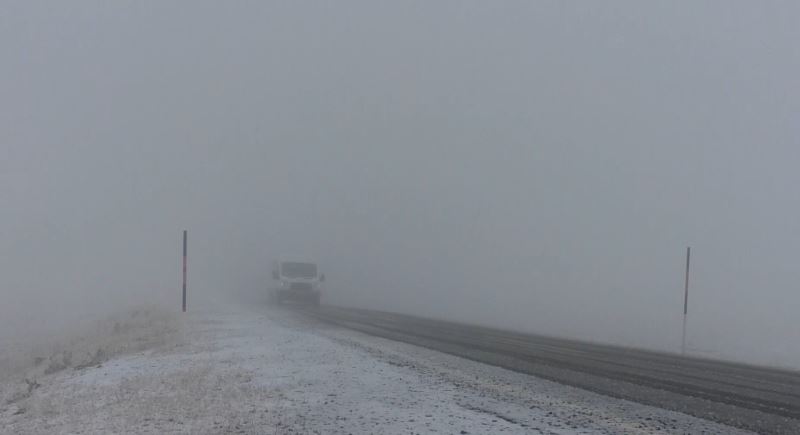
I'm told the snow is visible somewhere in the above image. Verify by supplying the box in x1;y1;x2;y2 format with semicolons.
0;305;753;434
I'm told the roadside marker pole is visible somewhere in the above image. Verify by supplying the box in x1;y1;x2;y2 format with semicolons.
182;230;188;313
681;246;690;355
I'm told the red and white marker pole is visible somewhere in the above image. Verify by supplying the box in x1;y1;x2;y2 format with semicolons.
681;246;690;355
182;230;188;312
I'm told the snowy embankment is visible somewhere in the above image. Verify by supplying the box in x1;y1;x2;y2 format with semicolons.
1;305;751;434
0;306;182;404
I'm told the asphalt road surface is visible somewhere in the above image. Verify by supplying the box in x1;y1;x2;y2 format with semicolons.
300;305;800;435
2;305;758;434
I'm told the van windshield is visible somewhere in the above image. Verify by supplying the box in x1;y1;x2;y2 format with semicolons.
281;262;317;278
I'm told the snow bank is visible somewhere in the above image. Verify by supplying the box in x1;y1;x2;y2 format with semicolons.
0;305;182;389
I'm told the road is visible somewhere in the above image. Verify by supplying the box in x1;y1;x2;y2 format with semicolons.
300;305;800;434
2;304;759;434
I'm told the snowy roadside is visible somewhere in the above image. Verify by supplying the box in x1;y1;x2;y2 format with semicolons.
1;305;752;434
0;306;182;385
0;306;183;407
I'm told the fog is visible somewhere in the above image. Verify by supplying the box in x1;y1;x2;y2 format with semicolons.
2;2;799;368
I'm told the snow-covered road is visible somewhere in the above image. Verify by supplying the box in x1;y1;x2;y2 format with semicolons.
1;306;752;434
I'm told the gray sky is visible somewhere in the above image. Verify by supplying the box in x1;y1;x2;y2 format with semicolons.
2;1;799;367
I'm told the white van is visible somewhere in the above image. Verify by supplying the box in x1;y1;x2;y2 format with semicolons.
270;256;324;305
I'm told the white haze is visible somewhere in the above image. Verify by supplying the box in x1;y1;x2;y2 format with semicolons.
1;2;799;368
